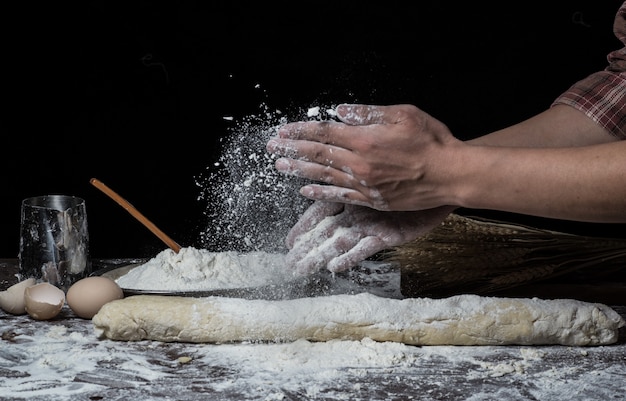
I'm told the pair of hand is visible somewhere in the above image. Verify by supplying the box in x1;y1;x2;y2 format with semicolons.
266;104;457;274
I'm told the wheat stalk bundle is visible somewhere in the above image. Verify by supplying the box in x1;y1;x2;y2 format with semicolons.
384;213;626;298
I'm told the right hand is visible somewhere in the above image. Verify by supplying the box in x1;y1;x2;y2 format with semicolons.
267;104;463;212
285;201;455;275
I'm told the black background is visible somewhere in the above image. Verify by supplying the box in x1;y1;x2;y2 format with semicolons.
3;1;624;260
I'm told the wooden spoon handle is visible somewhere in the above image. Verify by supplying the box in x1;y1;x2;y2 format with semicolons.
90;178;181;253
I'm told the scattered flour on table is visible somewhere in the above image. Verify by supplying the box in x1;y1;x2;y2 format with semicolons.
3;314;624;401
115;247;294;291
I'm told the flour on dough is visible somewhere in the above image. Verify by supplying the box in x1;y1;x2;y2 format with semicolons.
93;293;625;346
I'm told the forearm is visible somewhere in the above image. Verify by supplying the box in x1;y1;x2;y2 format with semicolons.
450;141;626;223
468;105;620;148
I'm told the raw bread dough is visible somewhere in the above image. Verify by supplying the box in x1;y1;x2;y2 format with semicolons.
92;293;624;346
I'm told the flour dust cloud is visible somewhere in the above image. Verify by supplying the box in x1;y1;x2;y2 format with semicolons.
195;103;337;253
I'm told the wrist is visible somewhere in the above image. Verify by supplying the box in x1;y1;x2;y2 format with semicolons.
431;143;486;209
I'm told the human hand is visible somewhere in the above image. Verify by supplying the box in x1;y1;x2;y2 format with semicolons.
285;200;454;275
266;104;463;212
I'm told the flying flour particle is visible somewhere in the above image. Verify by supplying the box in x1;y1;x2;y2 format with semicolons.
195;102;338;253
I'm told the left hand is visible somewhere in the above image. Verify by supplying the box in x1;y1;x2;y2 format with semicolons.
285;200;453;275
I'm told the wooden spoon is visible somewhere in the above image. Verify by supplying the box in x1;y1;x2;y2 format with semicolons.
90;178;181;253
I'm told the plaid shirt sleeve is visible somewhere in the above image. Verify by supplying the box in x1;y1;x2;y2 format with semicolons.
552;2;626;139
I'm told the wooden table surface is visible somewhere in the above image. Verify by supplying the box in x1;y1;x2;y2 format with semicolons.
1;258;624;401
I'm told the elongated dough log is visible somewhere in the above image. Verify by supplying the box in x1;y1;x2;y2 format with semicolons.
92;293;624;346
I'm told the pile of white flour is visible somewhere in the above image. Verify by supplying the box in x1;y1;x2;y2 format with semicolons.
115;247;294;291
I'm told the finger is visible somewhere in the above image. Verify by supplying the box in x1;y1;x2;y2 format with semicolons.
286;232;328;273
268;139;351;168
292;251;327;275
275;121;344;144
326;236;386;273
292;229;362;275
335;104;386;125
274;158;362;190
276;121;373;153
300;184;382;210
285;201;343;248
266;138;299;158
268;138;362;171
288;238;333;275
267;137;337;160
336;104;419;126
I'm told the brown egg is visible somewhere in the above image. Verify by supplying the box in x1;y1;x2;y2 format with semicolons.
24;283;66;320
66;276;124;319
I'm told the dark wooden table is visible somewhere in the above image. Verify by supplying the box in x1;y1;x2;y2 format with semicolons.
1;258;624;401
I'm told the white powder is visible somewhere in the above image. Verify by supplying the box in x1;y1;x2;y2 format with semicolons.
114;247;404;299
4;312;624;400
115;247;294;291
195;102;338;253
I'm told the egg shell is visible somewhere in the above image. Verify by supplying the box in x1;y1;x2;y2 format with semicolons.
0;278;37;315
67;276;124;319
24;283;66;320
